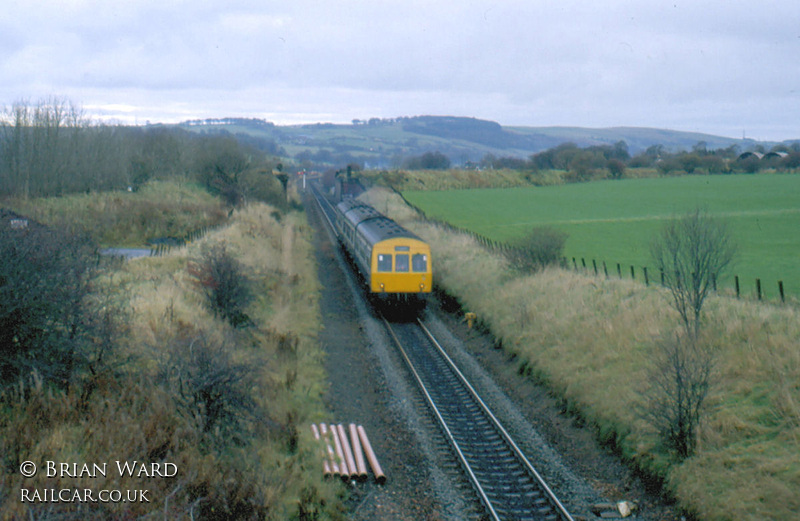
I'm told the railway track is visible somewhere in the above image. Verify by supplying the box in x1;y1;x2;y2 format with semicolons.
383;318;574;521
309;185;574;520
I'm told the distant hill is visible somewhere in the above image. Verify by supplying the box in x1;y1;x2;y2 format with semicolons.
173;115;786;169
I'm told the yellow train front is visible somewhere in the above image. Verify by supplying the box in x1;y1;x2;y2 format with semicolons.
334;198;432;310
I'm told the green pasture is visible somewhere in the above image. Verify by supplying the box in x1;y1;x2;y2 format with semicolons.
403;174;800;300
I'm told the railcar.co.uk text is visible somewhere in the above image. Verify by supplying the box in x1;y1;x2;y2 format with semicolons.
18;460;177;504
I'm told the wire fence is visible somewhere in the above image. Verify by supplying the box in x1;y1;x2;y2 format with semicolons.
565;256;789;304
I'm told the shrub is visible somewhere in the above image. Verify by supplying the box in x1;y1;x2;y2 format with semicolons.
505;226;568;274
187;243;253;327
0;220;119;389
641;334;714;459
156;333;257;446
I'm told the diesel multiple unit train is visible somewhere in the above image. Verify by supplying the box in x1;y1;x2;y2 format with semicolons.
332;197;432;307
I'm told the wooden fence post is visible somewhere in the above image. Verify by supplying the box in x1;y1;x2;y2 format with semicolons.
643;267;649;286
592;259;598;276
617;263;622;278
756;278;762;301
630;265;635;280
735;275;740;299
779;281;785;303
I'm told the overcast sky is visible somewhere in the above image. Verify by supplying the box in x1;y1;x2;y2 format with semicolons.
2;0;799;140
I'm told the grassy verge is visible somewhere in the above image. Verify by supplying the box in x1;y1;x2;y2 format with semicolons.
1;192;343;518
357;166;664;192
5;180;227;246
360;186;800;521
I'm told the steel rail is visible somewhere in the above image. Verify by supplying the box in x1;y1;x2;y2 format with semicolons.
416;319;574;521
382;316;502;521
383;317;575;521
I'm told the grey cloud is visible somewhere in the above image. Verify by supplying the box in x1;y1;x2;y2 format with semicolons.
1;0;798;141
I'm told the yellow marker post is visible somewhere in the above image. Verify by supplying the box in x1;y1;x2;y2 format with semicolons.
465;312;476;329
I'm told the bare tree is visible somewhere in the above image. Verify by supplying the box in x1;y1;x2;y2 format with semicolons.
644;209;736;458
650;209;736;340
644;334;714;459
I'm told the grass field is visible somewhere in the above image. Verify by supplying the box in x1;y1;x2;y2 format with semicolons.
403;173;800;300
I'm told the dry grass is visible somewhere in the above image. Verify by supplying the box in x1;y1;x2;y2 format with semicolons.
362;186;800;521
1;196;342;519
358;168;538;191
6;180;227;246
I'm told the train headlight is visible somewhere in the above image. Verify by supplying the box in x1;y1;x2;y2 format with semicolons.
380;283;385;291
420;283;425;290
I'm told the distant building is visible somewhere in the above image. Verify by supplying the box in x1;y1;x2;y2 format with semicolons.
737;151;764;160
763;151;788;160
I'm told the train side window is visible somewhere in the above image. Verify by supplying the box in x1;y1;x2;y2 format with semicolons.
412;253;427;272
377;254;392;272
396;254;409;272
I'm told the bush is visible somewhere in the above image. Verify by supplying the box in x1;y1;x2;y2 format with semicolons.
0;220;119;389
238;168;284;207
641;334;714;459
156;333;257;446
188;243;253;327
505;226;568;274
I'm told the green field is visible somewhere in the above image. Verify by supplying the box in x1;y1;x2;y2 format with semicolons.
403;174;800;300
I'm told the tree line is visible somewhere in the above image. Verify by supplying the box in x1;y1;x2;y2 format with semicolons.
480;140;800;180
0;97;284;205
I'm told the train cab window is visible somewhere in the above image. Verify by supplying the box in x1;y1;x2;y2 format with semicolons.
377;254;392;272
395;254;409;272
412;253;427;272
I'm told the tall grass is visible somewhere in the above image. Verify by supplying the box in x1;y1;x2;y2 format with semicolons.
361;186;800;521
1;193;342;518
5;180;227;246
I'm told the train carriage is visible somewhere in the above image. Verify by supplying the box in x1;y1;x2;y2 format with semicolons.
334;198;432;305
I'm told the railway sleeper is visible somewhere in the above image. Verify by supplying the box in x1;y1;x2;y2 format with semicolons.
459;429;502;441
473;461;526;476
461;439;506;452
475;454;519;466
492;505;557;521
471;471;530;489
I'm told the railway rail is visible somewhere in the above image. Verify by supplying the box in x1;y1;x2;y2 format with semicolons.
310;185;574;520
384;318;574;521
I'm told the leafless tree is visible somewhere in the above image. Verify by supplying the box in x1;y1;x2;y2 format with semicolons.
643;334;714;458
644;209;736;458
650;209;736;341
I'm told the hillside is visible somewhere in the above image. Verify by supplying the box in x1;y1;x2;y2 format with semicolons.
174;115;789;169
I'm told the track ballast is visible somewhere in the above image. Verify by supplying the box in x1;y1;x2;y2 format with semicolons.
384;318;574;521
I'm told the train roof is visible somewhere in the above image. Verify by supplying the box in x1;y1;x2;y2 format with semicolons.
336;198;424;245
